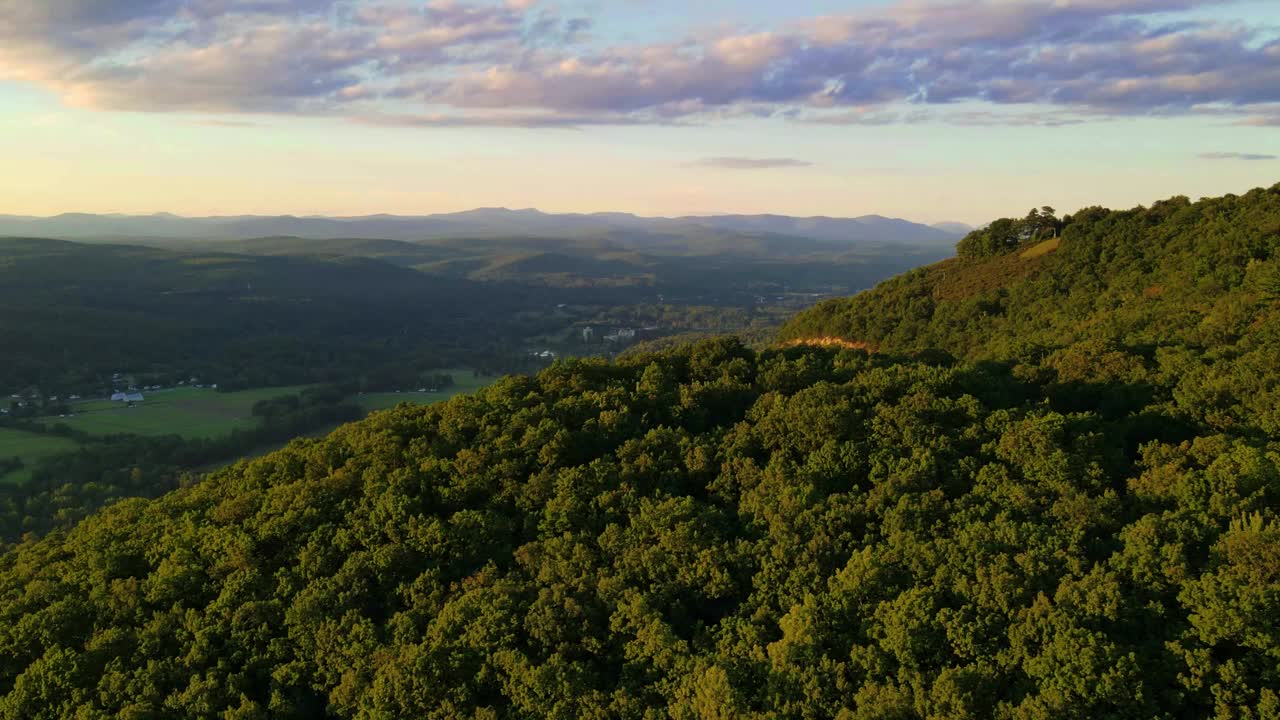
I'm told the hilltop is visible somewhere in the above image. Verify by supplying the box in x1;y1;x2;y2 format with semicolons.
782;185;1280;362
781;183;1280;438
1;186;1278;718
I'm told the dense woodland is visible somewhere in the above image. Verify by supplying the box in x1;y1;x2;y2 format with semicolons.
1;185;1279;717
0;239;547;394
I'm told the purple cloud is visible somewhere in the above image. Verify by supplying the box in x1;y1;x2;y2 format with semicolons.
801;108;1096;127
426;0;1280;122
1;0;1277;127
350;110;665;129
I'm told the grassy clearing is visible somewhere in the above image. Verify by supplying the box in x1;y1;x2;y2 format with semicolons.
13;371;494;480
357;369;495;413
0;428;81;485
56;386;309;439
1020;237;1061;259
201;370;495;472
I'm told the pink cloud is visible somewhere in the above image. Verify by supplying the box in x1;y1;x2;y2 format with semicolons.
0;0;1276;126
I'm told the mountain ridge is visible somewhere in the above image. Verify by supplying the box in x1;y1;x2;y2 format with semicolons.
0;208;966;246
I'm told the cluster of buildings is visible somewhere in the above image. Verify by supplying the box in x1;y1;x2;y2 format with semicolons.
3;391;82;418
582;327;638;344
105;376;217;404
2;371;218;420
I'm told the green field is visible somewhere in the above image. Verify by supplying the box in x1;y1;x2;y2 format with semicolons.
356;369;496;412
200;370;496;472
11;372;495;481
55;386;309;439
1020;236;1062;259
0;428;81;485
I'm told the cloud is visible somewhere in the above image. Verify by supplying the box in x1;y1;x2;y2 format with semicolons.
350;110;664;129
426;0;1280;123
689;157;814;170
0;0;583;113
801;108;1096;127
1;0;1277;126
1198;151;1277;161
195;118;264;127
1235;115;1280;127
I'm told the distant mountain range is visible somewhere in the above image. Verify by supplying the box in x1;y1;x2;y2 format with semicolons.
0;209;970;246
930;221;975;235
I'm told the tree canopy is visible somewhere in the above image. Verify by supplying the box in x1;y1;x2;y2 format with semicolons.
3;184;1280;718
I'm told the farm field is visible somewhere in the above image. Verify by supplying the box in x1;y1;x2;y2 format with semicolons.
0;428;81;485
201;370;495;472
56;386;309;439
356;369;496;412
10;372;494;482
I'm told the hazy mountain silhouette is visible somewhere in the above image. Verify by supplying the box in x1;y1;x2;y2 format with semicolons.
0;209;966;246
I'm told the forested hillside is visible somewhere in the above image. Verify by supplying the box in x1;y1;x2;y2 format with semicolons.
783;184;1280;361
782;184;1280;438
0;238;541;392
1;186;1279;718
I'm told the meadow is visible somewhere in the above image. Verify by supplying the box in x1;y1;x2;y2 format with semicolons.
58;386;309;439
355;369;495;412
0;428;81;485
2;373;496;485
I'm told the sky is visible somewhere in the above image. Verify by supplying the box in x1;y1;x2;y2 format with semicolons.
0;0;1277;224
